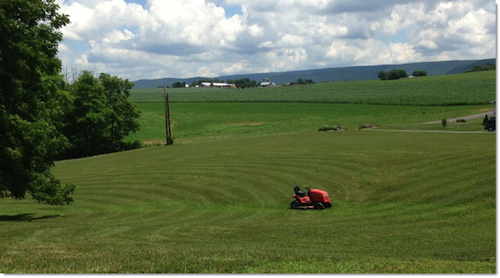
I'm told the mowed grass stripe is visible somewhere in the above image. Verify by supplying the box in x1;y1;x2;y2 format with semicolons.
56;131;494;217
372;140;495;205
1;131;495;273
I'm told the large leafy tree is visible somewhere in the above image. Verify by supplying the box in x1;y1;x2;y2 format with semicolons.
63;71;111;158
98;73;140;151
63;71;141;158
0;0;75;204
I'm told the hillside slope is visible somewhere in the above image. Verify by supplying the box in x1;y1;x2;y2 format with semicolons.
132;58;495;89
1;131;495;273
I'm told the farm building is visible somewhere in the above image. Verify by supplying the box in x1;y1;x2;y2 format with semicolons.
200;82;236;88
260;78;278;87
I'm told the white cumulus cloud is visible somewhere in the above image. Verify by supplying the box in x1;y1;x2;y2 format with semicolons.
57;0;496;81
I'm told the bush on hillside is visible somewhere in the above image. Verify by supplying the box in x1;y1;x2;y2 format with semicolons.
412;70;427;77
378;69;408;80
442;119;447;128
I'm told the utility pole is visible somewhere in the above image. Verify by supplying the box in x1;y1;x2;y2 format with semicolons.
164;85;173;145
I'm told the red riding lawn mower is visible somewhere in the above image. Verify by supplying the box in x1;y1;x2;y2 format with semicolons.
291;185;332;210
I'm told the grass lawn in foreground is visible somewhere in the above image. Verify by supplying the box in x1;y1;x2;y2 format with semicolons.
0;131;495;273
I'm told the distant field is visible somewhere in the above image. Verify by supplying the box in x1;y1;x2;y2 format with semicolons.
0;131;495;273
126;71;495;144
129;71;495;106
126;102;493;144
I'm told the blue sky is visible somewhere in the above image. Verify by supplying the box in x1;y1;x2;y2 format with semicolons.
125;0;147;6
222;5;243;17
57;0;496;81
376;30;408;45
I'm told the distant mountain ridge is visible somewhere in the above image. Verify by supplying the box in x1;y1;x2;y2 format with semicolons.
131;58;495;89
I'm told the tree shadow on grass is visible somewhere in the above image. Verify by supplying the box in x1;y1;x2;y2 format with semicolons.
0;213;61;222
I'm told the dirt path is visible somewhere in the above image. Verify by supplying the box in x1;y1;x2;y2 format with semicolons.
366;111;495;133
422;111;494;124
367;129;491;134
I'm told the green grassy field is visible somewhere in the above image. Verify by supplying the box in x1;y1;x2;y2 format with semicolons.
0;131;495;273
0;71;496;273
127;102;494;144
130;71;495;106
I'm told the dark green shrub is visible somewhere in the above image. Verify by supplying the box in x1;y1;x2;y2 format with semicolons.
442;119;447;128
412;70;427;76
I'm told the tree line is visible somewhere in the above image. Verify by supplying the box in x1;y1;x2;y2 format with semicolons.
377;62;495;80
290;78;315;85
378;69;427;80
0;0;141;206
465;63;495;73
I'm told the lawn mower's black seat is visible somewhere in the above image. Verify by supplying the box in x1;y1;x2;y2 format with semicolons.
294;186;306;197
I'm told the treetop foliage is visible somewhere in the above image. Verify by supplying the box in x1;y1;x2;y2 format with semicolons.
61;71;141;159
0;0;74;205
226;78;258;88
378;69;409;80
412;70;427;77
